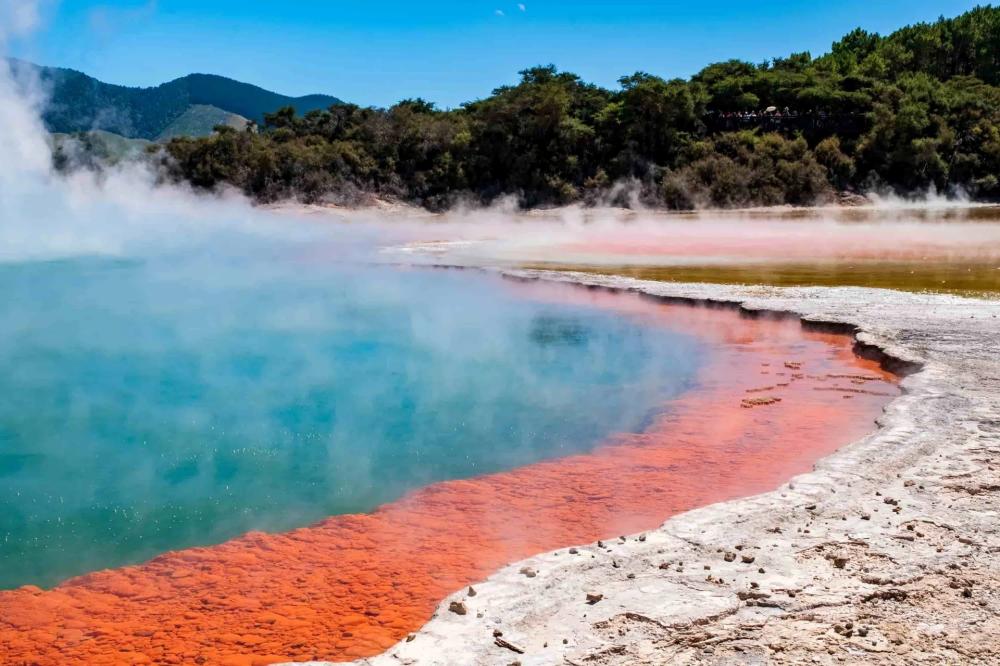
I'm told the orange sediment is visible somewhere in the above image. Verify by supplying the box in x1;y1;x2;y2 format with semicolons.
0;283;900;665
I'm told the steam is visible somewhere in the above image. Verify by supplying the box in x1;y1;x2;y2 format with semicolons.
0;1;326;264
336;198;1000;273
865;184;975;209
0;1;49;178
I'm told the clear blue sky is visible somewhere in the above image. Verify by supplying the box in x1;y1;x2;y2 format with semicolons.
8;0;985;108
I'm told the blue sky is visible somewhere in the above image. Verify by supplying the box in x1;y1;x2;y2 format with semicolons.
8;0;985;107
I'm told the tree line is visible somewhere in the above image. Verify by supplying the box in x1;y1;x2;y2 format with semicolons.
157;5;1000;210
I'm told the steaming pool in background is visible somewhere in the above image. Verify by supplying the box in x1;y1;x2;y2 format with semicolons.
0;253;703;589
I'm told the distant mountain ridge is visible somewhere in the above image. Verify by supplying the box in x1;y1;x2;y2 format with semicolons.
7;59;343;140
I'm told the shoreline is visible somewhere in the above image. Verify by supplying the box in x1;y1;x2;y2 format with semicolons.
0;276;897;665
266;199;1000;221
327;272;1000;665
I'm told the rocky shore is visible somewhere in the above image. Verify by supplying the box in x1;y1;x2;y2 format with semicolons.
299;272;1000;665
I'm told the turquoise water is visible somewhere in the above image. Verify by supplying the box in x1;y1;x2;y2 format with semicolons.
0;253;702;589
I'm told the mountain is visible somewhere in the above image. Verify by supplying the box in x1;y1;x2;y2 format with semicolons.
7;59;343;140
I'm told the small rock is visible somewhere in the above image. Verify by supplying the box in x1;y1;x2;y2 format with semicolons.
724;552;736;562
585;593;603;605
493;629;503;637
448;601;467;616
495;637;525;655
406;634;416;642
741;555;756;564
519;567;536;578
468;586;477;597
569;548;579;555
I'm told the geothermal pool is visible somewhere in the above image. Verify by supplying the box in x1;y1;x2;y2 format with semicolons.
0;258;703;590
0;255;900;665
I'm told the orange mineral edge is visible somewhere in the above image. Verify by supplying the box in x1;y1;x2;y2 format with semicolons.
0;281;900;666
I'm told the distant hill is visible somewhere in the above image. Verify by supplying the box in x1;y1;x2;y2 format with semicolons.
155;104;249;141
7;59;343;140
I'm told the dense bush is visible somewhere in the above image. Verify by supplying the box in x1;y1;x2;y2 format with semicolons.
661;133;833;208
157;5;1000;209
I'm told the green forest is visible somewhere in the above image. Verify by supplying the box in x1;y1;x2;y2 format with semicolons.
159;5;1000;210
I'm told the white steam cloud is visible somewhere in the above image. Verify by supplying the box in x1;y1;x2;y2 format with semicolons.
0;0;48;175
0;0;336;264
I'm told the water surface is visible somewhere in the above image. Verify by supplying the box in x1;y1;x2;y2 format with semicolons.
0;256;702;589
0;279;901;665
